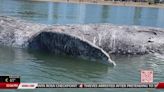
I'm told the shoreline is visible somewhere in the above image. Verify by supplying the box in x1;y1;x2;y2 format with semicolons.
32;0;164;8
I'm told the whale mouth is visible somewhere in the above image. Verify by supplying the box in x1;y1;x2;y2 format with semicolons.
28;31;116;66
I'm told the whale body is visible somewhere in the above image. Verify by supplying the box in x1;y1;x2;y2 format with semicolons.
1;16;164;65
0;16;115;66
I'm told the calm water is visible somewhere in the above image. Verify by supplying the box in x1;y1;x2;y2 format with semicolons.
0;0;164;92
0;0;164;27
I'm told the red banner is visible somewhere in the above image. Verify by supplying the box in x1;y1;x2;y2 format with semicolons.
0;82;20;89
156;82;164;89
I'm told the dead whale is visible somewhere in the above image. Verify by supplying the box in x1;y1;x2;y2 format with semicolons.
1;16;164;65
0;16;115;66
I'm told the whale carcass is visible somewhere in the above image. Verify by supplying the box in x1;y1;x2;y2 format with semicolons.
0;16;115;66
1;16;164;65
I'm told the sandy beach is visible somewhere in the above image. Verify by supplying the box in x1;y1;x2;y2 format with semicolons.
32;0;164;8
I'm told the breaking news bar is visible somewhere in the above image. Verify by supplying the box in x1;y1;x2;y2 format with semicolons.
0;83;163;89
0;76;163;89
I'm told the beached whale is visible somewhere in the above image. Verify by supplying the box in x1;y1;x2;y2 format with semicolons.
0;16;115;66
0;16;164;65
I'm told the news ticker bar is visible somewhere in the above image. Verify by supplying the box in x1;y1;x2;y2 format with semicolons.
0;83;164;89
0;76;163;89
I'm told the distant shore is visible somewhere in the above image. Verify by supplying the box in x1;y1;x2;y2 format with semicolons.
32;0;164;8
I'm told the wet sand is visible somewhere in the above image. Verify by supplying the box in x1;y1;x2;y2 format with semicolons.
33;0;164;8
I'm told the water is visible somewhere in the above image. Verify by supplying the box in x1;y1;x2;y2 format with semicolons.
0;46;164;92
0;0;164;92
1;0;164;28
